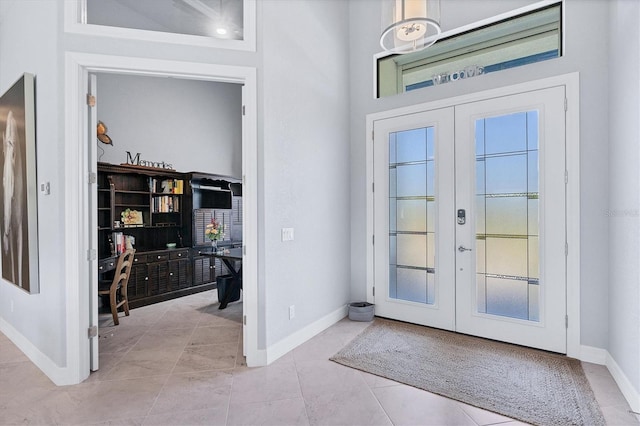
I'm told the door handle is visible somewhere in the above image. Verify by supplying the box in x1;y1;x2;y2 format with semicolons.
458;245;472;253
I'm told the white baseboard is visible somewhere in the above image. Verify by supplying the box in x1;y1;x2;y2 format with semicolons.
580;345;640;413
606;352;640;413
264;304;348;365
0;318;74;386
579;344;607;365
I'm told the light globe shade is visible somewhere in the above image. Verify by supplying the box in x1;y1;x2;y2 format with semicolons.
381;0;441;54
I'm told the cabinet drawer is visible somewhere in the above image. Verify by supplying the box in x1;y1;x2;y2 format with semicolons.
152;253;170;262
132;254;149;264
170;249;189;260
98;258;117;272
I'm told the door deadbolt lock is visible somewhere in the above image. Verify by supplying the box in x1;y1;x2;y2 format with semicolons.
457;209;466;225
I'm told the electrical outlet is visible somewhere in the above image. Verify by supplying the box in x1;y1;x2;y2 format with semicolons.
289;305;295;320
282;228;294;241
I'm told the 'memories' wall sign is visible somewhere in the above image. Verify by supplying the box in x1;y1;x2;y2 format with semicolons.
125;151;174;170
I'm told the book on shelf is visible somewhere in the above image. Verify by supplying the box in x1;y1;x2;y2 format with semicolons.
111;232;125;255
149;178;184;195
153;195;180;213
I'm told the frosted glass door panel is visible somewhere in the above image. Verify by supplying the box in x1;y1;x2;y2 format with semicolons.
475;112;539;321
389;127;435;304
373;107;455;331
455;86;566;354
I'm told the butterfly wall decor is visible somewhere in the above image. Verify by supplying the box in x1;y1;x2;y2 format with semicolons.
97;121;113;145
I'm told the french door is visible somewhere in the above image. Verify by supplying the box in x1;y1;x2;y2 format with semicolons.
373;86;567;353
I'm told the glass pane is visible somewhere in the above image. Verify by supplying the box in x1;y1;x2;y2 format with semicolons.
528;199;539;236
427;233;435;269
476;273;486;313
388;127;435;306
475;111;540;322
476;238;486;273
486;238;527;277
528;237;539;280
485;112;527;154
485;154;527;194
426;161;435;196
528;151;539;193
397;234;427;268
527;111;539;150
397;268;427;303
396;164;427;197
475;120;485;156
397;200;427;232
426;127;435;160
389;133;397;164
389;167;396;198
485;197;527;236
528;282;539;322
389;265;397;298
389;198;396;232
86;0;244;40
427;272;435;305
390;235;397;265
476;159;485;194
426;201;435;232
396;128;426;163
476;195;486;235
486;277;528;320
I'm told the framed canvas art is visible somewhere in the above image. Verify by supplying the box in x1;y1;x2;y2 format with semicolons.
0;73;39;293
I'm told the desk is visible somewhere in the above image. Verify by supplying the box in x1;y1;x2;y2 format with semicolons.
201;247;243;309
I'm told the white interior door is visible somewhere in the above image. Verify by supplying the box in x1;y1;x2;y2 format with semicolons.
373;86;567;353
88;73;99;370
373;108;456;331
455;87;566;353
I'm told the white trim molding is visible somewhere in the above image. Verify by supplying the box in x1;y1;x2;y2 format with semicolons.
64;0;257;52
264;305;348;364
606;352;640;413
366;73;581;358
579;345;607;365
0;319;75;385
580;345;640;413
65;52;260;383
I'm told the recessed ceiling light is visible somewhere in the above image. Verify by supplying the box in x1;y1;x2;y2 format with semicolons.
216;28;227;35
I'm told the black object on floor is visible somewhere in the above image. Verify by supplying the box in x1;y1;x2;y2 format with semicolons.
217;274;241;307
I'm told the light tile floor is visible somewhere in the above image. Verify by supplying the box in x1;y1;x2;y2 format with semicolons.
0;290;638;425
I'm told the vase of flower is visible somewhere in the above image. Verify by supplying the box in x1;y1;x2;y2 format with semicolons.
205;218;224;252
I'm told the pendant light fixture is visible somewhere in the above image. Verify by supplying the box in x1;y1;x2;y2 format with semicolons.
380;0;441;54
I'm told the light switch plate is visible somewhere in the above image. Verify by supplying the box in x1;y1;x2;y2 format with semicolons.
281;228;294;241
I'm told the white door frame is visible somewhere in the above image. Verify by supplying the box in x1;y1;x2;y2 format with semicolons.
65;52;260;383
366;73;581;358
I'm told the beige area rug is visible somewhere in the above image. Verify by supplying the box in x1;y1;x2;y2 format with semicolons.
331;319;605;426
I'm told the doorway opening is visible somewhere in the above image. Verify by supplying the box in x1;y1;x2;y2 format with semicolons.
65;53;259;382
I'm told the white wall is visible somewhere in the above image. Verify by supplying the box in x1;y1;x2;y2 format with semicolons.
96;73;242;177
608;0;640;402
0;0;352;383
348;0;610;350
0;0;67;367
261;0;351;347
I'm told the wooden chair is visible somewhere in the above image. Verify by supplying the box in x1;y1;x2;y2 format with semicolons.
99;249;135;325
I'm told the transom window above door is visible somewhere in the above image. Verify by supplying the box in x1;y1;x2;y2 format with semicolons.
85;0;243;40
377;2;562;98
65;0;256;51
